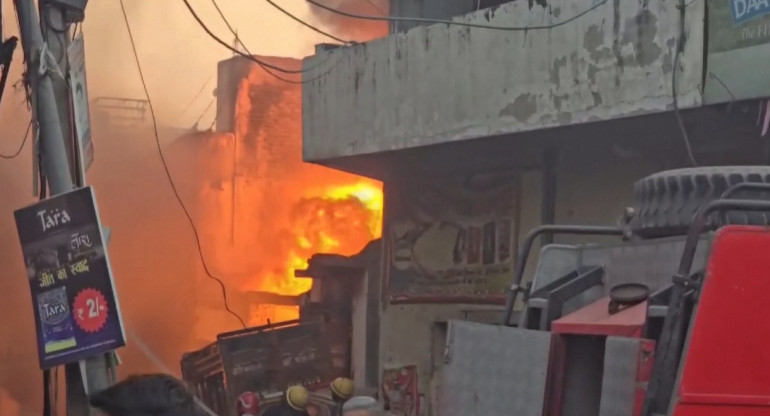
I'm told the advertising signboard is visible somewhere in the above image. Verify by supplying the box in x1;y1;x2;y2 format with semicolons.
705;0;770;102
15;186;125;368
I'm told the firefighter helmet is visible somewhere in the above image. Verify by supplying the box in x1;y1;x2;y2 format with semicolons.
330;377;355;401
236;391;260;416
286;385;310;411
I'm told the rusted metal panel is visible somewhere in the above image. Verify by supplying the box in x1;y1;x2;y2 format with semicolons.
302;0;705;161
181;319;347;416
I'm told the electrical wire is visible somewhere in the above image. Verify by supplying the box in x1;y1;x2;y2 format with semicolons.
672;0;698;167
182;0;333;74
119;0;248;329
207;0;342;84
264;0;348;43
178;74;213;119
306;0;609;31
364;0;387;15
193;98;215;127
0;118;32;159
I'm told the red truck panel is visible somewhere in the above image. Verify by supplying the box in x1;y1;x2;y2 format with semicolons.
551;296;647;338
672;226;770;415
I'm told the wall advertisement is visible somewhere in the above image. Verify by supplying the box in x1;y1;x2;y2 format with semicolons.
387;172;516;303
705;0;770;102
14;186;125;369
382;365;420;416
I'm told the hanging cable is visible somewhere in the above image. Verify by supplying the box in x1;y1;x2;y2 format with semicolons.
192;98;215;128
178;74;213;119
208;0;342;84
263;0;348;43
120;0;247;329
305;0;609;31
672;0;698;166
0;118;32;159
364;0;387;15
182;0;338;74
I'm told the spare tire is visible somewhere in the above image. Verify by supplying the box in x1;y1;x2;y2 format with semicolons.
631;166;770;238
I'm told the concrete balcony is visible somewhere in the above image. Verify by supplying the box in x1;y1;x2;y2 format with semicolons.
302;0;705;162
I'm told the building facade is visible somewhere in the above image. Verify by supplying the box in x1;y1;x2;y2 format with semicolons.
301;0;770;414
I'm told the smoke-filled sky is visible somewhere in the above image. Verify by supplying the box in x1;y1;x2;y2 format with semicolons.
84;0;381;127
0;0;387;414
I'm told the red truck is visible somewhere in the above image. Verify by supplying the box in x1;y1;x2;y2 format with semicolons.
436;167;770;416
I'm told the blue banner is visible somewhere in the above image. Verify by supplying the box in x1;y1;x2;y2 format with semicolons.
730;0;770;25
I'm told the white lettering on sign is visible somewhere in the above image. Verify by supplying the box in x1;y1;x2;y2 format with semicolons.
732;0;770;25
36;208;71;232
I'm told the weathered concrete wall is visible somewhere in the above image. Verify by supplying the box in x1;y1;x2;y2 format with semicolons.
303;0;705;161
389;0;476;33
379;304;503;414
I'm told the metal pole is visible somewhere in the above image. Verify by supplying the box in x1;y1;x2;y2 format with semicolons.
540;147;557;247
15;1;112;414
40;4;76;183
14;0;71;194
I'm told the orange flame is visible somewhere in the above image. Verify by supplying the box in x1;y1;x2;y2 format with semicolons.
244;182;383;327
193;58;382;333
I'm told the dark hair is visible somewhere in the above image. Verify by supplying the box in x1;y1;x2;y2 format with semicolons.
89;373;206;416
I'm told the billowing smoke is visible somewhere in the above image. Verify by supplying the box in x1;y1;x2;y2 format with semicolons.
305;0;390;41
0;0;386;413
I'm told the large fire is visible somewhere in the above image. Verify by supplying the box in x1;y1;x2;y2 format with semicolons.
248;181;383;326
190;57;382;336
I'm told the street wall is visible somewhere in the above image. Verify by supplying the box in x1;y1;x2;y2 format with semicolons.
302;0;705;161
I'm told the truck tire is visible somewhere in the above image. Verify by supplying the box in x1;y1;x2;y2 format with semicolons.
631;166;770;238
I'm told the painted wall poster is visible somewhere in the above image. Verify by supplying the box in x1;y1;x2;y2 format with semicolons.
705;0;770;102
387;172;516;303
382;366;419;416
14;186;125;369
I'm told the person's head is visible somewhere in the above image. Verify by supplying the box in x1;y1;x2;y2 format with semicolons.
236;391;260;416
89;373;206;416
342;396;384;416
330;377;355;403
284;385;310;412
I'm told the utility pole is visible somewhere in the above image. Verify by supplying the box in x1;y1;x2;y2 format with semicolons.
14;0;71;193
40;4;76;183
14;1;112;415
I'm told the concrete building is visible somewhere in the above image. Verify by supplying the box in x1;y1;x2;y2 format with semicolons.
300;0;770;414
